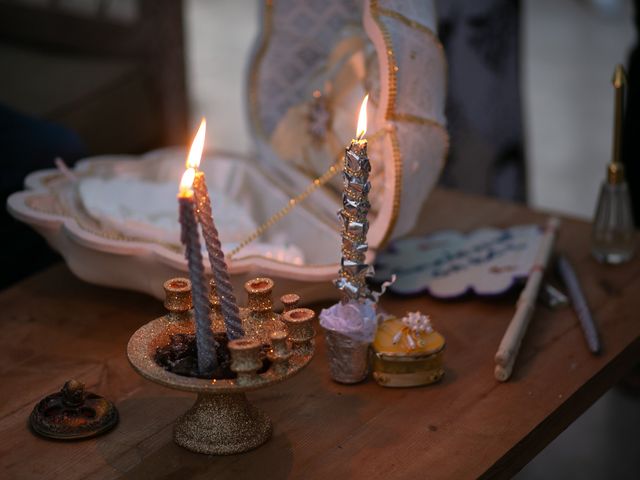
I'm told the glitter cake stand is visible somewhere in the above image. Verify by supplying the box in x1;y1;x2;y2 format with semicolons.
127;305;315;455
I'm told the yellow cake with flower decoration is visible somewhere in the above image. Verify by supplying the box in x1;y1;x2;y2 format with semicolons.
373;312;445;388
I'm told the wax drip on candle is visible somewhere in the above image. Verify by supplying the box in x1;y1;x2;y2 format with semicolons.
178;169;218;375
335;95;373;302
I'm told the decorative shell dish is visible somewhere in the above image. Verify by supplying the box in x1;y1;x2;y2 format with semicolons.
7;0;447;302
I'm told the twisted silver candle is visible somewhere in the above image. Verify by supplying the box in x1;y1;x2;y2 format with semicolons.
335;138;372;302
193;172;245;340
179;193;218;375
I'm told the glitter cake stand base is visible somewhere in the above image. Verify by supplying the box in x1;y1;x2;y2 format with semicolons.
174;392;272;455
127;309;315;455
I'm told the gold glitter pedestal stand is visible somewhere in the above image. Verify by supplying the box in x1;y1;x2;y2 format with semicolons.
173;392;271;455
127;279;315;455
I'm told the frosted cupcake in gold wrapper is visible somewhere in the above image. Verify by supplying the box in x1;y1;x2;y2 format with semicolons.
373;312;445;388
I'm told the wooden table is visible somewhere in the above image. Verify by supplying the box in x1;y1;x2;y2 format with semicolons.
1;189;639;479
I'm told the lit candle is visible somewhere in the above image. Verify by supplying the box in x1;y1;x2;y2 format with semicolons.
335;94;372;302
178;167;218;375
186;119;244;340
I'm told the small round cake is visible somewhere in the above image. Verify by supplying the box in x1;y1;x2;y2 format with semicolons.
373;313;445;388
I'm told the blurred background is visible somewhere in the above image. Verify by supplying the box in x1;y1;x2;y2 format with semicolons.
184;0;635;219
0;0;638;477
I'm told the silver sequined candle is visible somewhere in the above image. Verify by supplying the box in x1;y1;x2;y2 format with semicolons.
193;171;244;340
178;168;218;375
335;95;372;302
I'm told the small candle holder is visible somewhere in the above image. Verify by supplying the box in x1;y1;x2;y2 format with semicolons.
228;338;263;386
163;278;193;321
127;277;315;455
29;380;118;440
242;277;285;344
280;293;301;312
281;308;316;355
268;330;292;375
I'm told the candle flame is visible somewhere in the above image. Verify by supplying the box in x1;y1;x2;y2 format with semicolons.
186;118;207;169
179;167;196;196
356;94;368;140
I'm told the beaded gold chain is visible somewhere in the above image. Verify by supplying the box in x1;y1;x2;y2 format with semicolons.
226;128;385;260
226;159;340;260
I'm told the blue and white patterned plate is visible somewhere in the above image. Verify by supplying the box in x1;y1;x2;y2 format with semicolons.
374;225;543;298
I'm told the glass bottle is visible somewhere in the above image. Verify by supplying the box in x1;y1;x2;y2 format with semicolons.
591;65;636;264
591;165;635;264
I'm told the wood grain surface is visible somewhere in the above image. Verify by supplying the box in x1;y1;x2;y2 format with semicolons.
1;188;639;479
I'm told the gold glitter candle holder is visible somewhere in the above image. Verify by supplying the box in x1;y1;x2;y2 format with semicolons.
280;293;300;312
268;330;292;375
127;277;315;455
281;308;316;356
163;278;193;321
242;277;285;344
228;338;263;386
